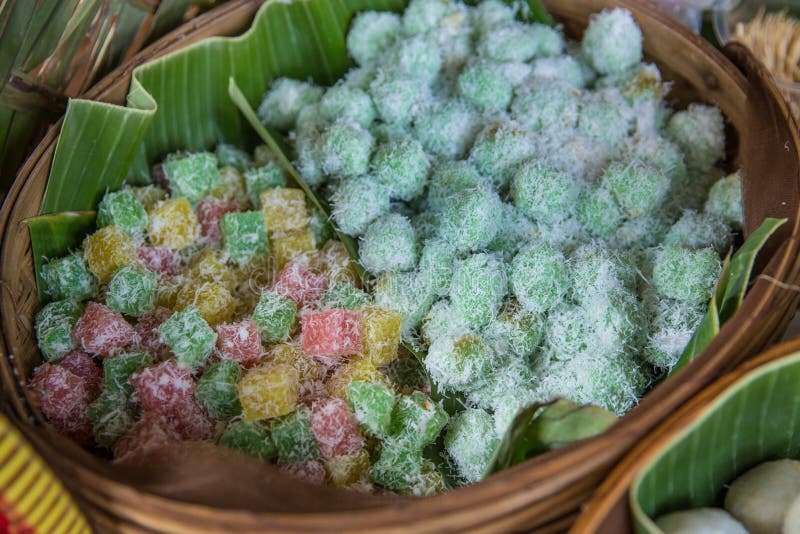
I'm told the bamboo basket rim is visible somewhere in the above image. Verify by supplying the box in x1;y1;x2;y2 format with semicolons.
570;335;800;533
1;0;800;531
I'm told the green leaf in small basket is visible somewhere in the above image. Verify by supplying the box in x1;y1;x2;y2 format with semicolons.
630;352;800;533
25;211;96;300
486;398;618;474
717;217;786;323
670;218;787;375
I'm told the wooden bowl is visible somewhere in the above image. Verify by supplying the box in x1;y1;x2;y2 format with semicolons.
1;0;800;532
570;335;800;533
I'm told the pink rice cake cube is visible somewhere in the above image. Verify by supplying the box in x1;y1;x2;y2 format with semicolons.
280;460;326;485
31;363;95;444
310;397;364;458
74;302;135;357
133;307;173;360
216;319;263;368
301;309;362;363
272;261;328;308
58;350;102;398
113;413;181;464
137;246;181;276
130;360;215;440
197;197;239;246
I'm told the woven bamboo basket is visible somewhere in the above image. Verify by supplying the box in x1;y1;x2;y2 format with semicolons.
1;0;800;532
570;335;800;533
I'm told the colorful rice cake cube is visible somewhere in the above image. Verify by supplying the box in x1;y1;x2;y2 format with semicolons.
40;253;97;302
210;166;248;204
245;163;286;206
271;406;321;464
389;391;448;449
220;420;276;460
280;460;326;485
310;240;360;285
301;309;362;364
346;380;395;438
35;300;82;362
370;440;424;491
220;211;269;263
113;413;181;464
186;248;236;290
137;246;181;276
158;306;217;368
105;265;158;317
31;363;95;444
196;360;242;420
132;307;173;359
310;397;364;458
325;449;371;487
97;189;148;237
88;389;135;448
251;290;297;343
272;229;316;270
83;226;137;283
238;363;299;421
59;350;103;397
216;319;263;368
322;281;370;311
175;281;235;326
216;143;252;171
104;351;154;395
260;187;309;235
272;261;328;308
326;357;390;399
74;302;135;357
162;152;221;203
361;306;402;366
147;198;199;249
197;197;239;245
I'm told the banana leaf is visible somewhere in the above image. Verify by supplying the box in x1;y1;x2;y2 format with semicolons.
486;399;618;474
630;351;800;533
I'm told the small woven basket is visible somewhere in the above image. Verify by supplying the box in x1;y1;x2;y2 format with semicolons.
1;0;800;531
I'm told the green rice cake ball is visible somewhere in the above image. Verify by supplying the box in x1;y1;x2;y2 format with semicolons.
425;161;487;212
467;351;539;412
163;152;220;203
197;360;242;420
88;390;135;448
41;253;97;302
437;187;503;254
347;11;401;66
511;80;580;132
374;271;435;335
371;439;423;491
705;171;743;229
372;139;430;201
512;161;582;225
457;63;513;113
581;8;642;75
445;408;498;483
577;89;633;149
491;389;541;437
510;244;569;314
622;134;687;182
614;215;670;249
569;244;636;305
104;350;154;396
320;121;374;179
244;163;286;207
322;281;370;311
450;253;508;329
585;290;643;355
432;5;474;72
425;332;498;393
487;203;539;262
331;175;391;236
389;34;442;83
106;265;157;317
663;210;731;254
603;160;670;217
220;420;277;461
474;0;514;35
482;300;544;359
652;244;721;304
421;300;469;345
293;120;325;187
320;85;376;129
643;297;705;369
271;407;320;464
496;61;534;87
576;186;625;240
97;190;148;238
666;103;725;172
389;391;448;448
469;122;536;189
546;133;610;182
359;213;418;274
414;100;480;159
369;69;432;125
479;21;563;62
402;0;450;35
258;77;323;131
530;55;587;88
418;239;457;297
346;380;395;438
216;143;252;171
